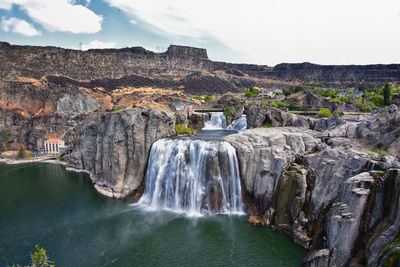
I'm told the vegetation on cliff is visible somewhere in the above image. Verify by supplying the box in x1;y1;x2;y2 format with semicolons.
175;124;197;135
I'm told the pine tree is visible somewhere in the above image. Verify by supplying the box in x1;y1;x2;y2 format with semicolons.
383;82;392;106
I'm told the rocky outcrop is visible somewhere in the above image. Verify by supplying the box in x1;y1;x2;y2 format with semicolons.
224;125;400;267
318;104;400;153
223;127;320;213
56;94;100;118
245;104;400;154
245;104;310;128
67;108;175;198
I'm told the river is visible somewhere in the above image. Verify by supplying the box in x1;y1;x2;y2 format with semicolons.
0;163;307;266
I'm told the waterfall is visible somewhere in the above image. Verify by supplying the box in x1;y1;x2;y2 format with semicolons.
138;138;244;216
227;115;247;132
203;112;227;130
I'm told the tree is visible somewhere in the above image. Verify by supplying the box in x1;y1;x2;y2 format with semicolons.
383;82;392;106
17;145;25;159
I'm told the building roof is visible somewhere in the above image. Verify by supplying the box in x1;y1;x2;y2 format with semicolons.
45;138;63;142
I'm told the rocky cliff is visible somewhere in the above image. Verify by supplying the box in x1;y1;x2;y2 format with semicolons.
224;126;400;267
224;105;400;267
67;108;175;198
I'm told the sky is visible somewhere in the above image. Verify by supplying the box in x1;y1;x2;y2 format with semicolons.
0;0;399;66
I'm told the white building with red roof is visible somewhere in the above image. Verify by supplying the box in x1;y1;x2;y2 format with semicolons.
44;138;65;155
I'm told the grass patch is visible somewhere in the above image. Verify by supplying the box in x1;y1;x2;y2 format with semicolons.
111;106;126;112
175;124;197;135
317;108;333;118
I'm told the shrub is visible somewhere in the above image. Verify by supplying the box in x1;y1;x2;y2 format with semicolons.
193;96;202;100
317;108;333;118
388;118;397;132
369;95;384;107
375;142;385;150
263;123;273;127
175;124;196;135
244;86;260;98
315;89;338;98
342;96;350;103
223;107;233;116
331;98;344;104
203;95;212;102
131;102;137;108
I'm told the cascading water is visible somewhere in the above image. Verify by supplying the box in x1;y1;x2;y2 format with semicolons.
203;112;227;130
227;115;247;132
138;138;244;216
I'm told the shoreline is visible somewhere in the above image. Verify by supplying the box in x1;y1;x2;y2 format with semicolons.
0;156;66;165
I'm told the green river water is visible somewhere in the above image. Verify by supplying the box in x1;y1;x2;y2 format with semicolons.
0;163;307;266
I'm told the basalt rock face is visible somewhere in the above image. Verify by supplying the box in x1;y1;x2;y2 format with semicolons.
268;62;400;86
245;104;311;128
2;42;400;95
56;94;100;118
223;128;320;213
224;125;400;267
67;108;175;199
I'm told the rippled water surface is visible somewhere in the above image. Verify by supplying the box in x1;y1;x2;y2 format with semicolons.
0;163;306;266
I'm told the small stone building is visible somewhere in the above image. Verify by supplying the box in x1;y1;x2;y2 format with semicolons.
44;138;65;155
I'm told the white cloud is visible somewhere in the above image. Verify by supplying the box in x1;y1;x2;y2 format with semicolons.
130;19;137;25
1;17;41;36
104;0;400;65
0;0;102;34
80;40;117;50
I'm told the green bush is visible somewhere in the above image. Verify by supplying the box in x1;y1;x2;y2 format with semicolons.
342;96;350;103
369;95;384;107
263;123;273;128
193;96;202;100
223;107;233;116
283;86;305;96
175;124;196;135
374;142;385;150
315;88;337;98
317;108;333;118
203;95;212;102
131;102;137;108
244;86;260;98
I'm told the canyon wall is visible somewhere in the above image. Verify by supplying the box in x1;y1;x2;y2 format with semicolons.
1;41;400;91
67;108;175;199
